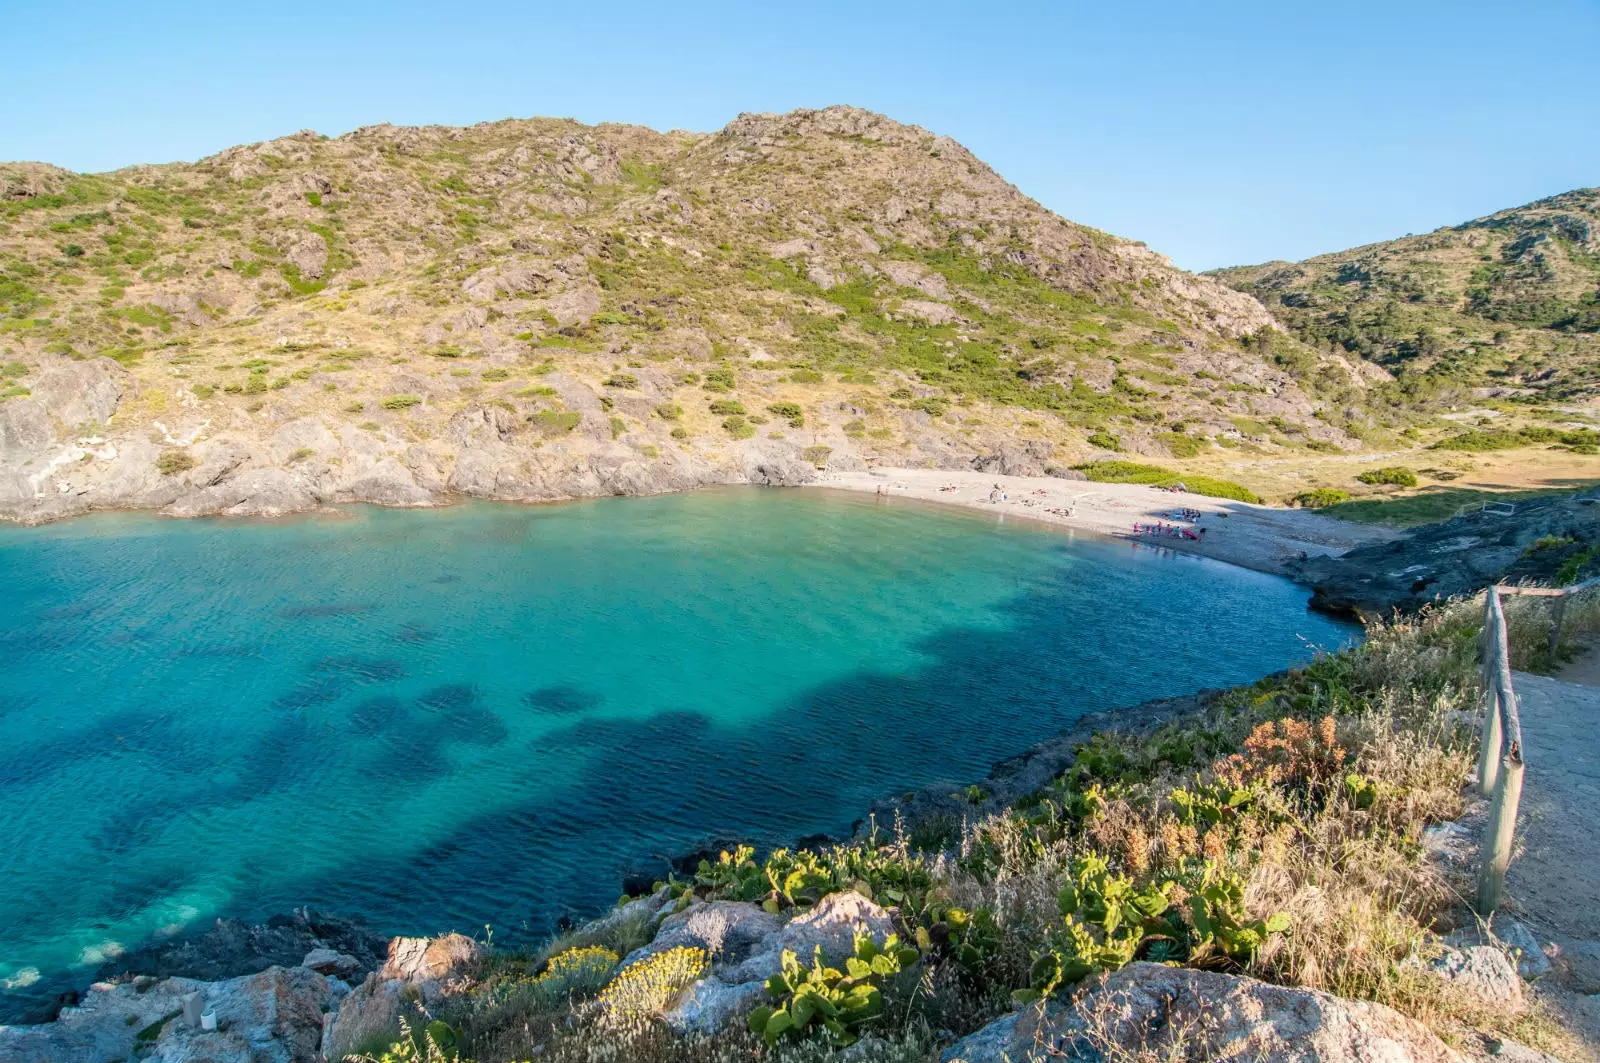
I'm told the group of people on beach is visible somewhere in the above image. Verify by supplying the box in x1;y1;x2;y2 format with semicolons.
1133;521;1206;541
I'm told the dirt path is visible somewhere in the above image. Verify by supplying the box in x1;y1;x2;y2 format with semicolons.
1504;668;1600;943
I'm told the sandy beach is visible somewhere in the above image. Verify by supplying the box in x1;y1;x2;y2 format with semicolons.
809;467;1398;577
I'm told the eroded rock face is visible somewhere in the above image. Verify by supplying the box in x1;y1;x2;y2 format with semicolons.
30;360;123;428
0;399;54;455
378;932;481;991
322;932;482;1058
940;963;1464;1063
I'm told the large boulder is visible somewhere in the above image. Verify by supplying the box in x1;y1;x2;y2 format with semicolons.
323;975;408;1062
0;966;335;1063
722;891;896;984
30;360;123;427
940;963;1463;1063
378;932;481;994
324;933;479;1060
0;977;203;1063
149;965;336;1063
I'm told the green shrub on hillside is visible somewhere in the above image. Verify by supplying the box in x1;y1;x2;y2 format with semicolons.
381;394;422;410
531;409;581;435
1163;431;1205;458
155;449;196;475
1355;466;1417;487
1086;430;1120;451
767;402;805;427
1293;488;1351;508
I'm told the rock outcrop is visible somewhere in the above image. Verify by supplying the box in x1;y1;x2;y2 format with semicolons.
1295;490;1600;615
611;891;899;1035
940;963;1464;1063
0;966;339;1063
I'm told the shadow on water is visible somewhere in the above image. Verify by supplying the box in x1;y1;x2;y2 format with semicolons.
0;554;1353;1022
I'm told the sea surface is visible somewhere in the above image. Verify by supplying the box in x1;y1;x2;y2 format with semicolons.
0;488;1356;1011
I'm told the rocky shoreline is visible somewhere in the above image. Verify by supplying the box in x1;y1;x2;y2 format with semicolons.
1293;489;1600;616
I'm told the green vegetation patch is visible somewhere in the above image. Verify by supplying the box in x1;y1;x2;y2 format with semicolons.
1073;461;1260;503
1355;466;1418;487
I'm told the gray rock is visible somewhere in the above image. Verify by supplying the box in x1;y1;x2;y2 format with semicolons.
165;467;316;518
283;232;328;279
301;947;361;977
150;966;332;1063
721;891;896;985
30;360;123;428
0;398;54;455
323;975;409;1062
268;417;340;464
662;976;770;1034
624;901;783;972
742;439;815;487
0;966;331;1063
543;286;600;327
335;458;433;507
1297;489;1600;615
1562;939;1600;994
0;977;203;1063
1428;944;1524;1010
970;440;1054;478
1495;919;1552;981
940;963;1463;1063
1442;917;1550;981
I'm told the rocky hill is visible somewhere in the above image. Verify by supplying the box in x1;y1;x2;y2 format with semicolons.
0;106;1378;524
1211;189;1600;407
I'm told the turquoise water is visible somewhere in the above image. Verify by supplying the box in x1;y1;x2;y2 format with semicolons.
0;489;1354;1011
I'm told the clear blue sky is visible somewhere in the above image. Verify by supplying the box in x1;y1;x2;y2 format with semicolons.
5;0;1596;271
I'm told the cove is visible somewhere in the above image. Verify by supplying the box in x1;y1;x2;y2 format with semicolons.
0;488;1355;1013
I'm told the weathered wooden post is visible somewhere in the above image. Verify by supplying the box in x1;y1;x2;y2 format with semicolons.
1548;593;1568;658
1477;589;1504;794
1477;606;1526;916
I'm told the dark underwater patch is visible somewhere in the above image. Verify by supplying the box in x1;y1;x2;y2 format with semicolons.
390;622;438;644
172;643;261;660
277;604;372;619
417;684;478;713
311;656;406;682
274;676;348;710
521;685;603;715
348;695;406;736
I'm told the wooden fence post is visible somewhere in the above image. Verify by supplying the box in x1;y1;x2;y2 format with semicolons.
1477;589;1504;794
1477;608;1526;915
1478;686;1503;795
1476;753;1526;915
1549;594;1568;658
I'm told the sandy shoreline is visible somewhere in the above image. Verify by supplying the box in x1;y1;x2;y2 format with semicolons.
807;467;1398;578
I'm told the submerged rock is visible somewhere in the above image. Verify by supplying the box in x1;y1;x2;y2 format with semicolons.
95;908;386;986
